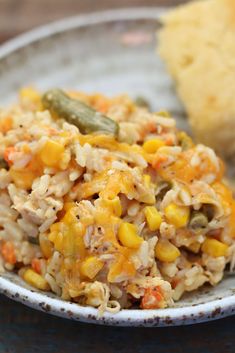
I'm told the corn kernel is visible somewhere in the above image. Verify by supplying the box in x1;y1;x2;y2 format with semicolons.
94;208;109;225
62;229;75;257
64;202;76;211
50;222;61;233
48;231;56;243
202;238;228;258
155;239;180;262
62;208;77;225
71;222;86;237
23;269;50;291
74;233;86;259
143;174;151;187
165;203;190;228
9;168;36;190
80;256;104;279
118;222;143;249
103;197;122;217
20;87;42;108
139;193;156;205
143;139;165;153
39;140;64;167
52;232;64;253
144;206;162;231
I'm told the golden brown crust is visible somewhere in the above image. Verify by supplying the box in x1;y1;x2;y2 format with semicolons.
158;0;235;159
222;0;235;25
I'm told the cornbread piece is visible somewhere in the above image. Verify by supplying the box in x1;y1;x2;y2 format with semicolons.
158;0;235;160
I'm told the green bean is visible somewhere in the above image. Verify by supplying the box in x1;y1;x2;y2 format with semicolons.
177;131;193;151
135;96;150;109
189;211;208;229
28;236;39;245
156;181;172;201
157;110;171;118
42;89;119;136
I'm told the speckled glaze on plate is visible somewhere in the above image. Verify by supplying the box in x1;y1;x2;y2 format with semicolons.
0;8;234;327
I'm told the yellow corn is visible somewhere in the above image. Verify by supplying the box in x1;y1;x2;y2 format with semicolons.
50;222;61;233
49;220;86;258
39;140;64;167
165;203;190;228
64;202;76;211
103;196;122;217
118;222;143;249
20;87;42;109
143;174;151;187
155;239;180;262
63;228;76;257
139;193;156;205
9;168;36;190
23;269;50;291
48;231;57;243
80;256;104;279
94;207;109;225
71;222;86;237
62;208;78;225
143;139;165;154
50;232;64;253
144;206;162;231
74;233;86;259
202;238;228;258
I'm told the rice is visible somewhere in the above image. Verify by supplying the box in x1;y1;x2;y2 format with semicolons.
0;87;234;314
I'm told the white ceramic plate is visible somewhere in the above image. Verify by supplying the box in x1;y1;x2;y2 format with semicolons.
0;8;234;327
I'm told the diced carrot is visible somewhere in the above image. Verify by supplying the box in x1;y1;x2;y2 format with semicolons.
22;133;32;141
3;146;15;165
48;127;59;136
152;154;168;170
0;117;13;134
31;258;42;274
139;121;157;140
1;241;16;265
141;286;165;309
165;137;174;146
147;121;157;133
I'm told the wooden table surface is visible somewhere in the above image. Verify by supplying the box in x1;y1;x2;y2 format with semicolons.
0;0;190;44
0;0;235;352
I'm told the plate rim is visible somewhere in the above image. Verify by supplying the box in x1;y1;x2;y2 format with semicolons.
0;7;167;59
1;275;234;327
0;7;234;326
